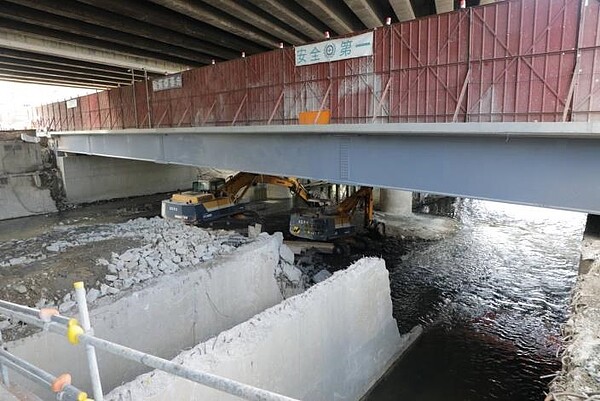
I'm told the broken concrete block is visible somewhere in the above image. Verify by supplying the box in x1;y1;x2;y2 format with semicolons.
282;263;303;284
146;257;159;269
46;244;61;252
14;284;27;294
97;258;110;266
279;244;295;265
313;269;332;283
86;288;100;303
58;301;76;313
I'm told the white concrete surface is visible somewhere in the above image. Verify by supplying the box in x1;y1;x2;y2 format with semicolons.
0;384;43;401
243;183;293;202
57;154;198;203
106;257;415;401
380;189;412;216
0;141;43;175
0;174;57;220
6;234;285;397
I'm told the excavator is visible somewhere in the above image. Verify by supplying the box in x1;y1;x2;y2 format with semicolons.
289;186;383;241
161;172;315;224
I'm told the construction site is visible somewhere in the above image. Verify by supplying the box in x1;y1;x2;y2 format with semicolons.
1;0;600;400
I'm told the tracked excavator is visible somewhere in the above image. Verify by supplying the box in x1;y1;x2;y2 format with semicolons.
289;186;383;241
161;172;315;224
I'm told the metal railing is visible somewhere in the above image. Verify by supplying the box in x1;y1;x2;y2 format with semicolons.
0;283;300;401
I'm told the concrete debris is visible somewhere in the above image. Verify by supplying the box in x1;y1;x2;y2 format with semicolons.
0;320;11;330
248;223;262;239
58;300;75;313
312;269;333;283
281;262;303;285
86;288;100;303
34;298;47;308
279;244;295;265
14;285;27;294
100;284;119;296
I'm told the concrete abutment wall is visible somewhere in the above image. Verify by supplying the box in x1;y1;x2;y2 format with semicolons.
0;138;56;220
106;257;416;401
57;154;198;203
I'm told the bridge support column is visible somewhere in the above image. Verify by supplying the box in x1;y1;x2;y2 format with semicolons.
380;189;412;216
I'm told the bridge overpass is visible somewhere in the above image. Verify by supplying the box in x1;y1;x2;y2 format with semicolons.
32;0;600;214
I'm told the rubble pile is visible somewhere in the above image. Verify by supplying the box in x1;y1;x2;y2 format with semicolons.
55;218;250;312
0;218;250;314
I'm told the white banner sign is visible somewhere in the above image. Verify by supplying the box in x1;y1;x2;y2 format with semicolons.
66;99;77;109
152;73;182;92
295;32;373;67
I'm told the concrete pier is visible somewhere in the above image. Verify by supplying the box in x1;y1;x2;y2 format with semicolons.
379;189;412;216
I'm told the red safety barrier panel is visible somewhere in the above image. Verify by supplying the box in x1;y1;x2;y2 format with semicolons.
35;0;597;130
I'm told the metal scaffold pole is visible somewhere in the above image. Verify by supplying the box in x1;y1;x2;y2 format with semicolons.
0;348;88;401
0;298;300;401
73;282;104;401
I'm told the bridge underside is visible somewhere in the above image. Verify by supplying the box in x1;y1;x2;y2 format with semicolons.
51;122;600;215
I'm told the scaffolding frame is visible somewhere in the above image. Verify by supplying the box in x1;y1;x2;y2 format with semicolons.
0;283;299;401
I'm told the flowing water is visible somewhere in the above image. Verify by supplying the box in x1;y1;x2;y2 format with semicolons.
367;199;586;401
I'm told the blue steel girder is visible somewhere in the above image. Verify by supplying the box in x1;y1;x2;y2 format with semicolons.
50;122;600;214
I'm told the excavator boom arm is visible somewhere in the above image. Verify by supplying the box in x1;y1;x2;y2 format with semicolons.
336;187;374;224
218;173;311;204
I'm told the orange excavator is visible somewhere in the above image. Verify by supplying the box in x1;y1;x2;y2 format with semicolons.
161;172;315;224
289;186;383;241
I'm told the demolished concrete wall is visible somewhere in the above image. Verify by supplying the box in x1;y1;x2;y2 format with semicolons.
6;234;285;397
0;140;57;220
57;154;198;203
106;257;415;401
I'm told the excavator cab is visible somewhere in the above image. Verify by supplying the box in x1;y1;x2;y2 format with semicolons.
192;178;226;193
289;187;377;241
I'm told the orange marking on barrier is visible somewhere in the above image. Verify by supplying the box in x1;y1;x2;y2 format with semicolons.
51;373;72;393
39;308;59;322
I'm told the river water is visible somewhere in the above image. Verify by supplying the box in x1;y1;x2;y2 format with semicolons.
367;199;586;401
